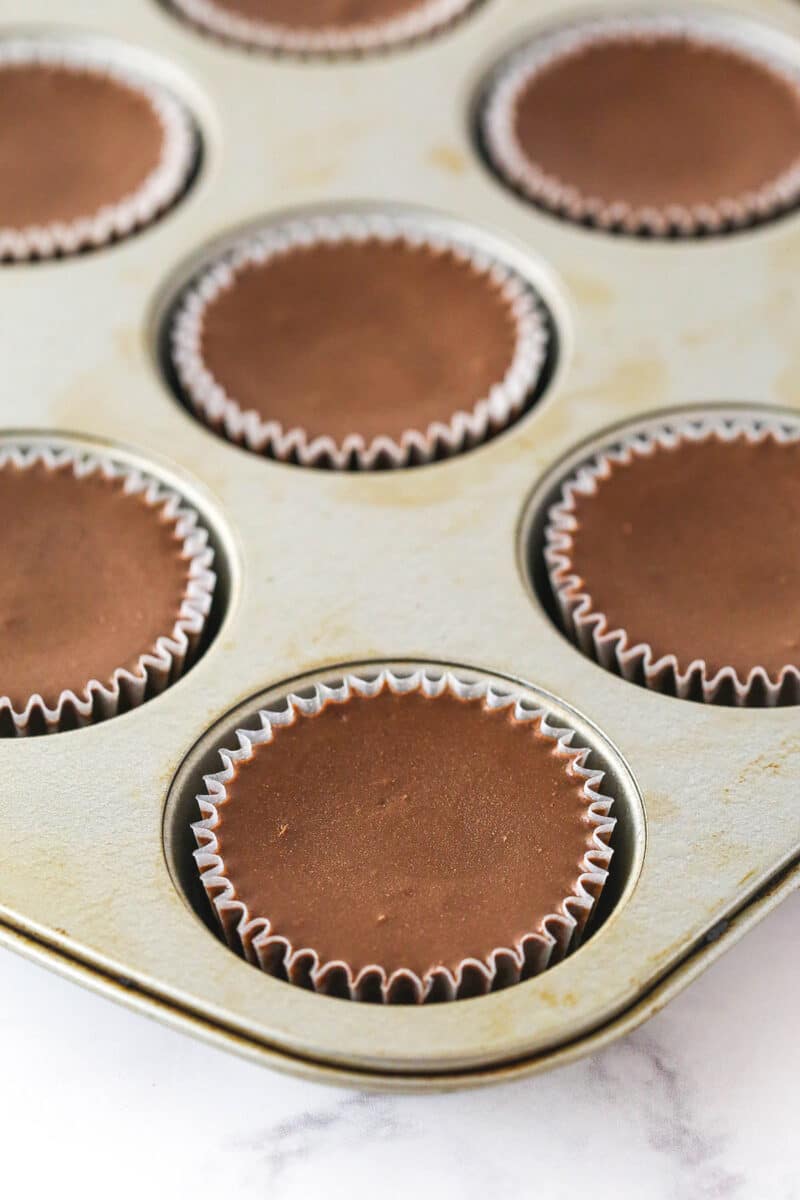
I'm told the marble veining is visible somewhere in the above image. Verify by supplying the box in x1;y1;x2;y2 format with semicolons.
1;892;798;1199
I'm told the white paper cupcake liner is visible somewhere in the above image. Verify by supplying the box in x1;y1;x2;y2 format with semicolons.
481;13;800;236
170;212;550;470
0;445;216;735
0;39;198;262
168;0;479;55
544;413;800;706
192;666;615;1004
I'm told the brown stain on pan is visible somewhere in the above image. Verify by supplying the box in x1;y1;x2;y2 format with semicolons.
112;325;140;362
735;737;800;789
536;989;579;1009
776;341;800;406
427;144;467;174
644;790;679;822
51;343;147;432
276;118;373;189
769;228;800;273
281;159;340;189
49;377;104;430
276;627;381;672
566;355;670;415
335;469;469;509
564;271;614;309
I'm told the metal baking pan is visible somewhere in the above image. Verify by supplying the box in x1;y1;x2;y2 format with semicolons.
1;0;798;1091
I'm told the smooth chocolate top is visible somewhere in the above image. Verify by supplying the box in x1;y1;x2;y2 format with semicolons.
215;688;595;977
208;0;433;32
512;35;800;210
0;63;164;229
0;462;190;710
564;435;800;678
198;239;518;443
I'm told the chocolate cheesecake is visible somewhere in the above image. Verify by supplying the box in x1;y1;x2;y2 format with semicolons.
190;0;452;31
0;455;214;732
545;426;800;703
193;677;614;1001
0;46;196;260
169;0;477;53
171;219;547;468
483;20;800;234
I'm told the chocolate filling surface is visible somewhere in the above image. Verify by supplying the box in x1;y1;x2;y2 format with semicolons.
202;0;435;32
562;434;800;678
0;64;164;229
512;36;800;210
214;688;595;977
197;240;518;443
0;462;190;709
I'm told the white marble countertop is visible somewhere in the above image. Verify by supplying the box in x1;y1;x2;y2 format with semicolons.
1;891;797;1199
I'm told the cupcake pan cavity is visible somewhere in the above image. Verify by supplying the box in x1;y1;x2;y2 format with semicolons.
479;11;800;237
0;435;234;730
165;663;642;1013
165;0;483;56
0;443;218;735
167;211;551;469
0;36;200;261
190;667;615;1003
1;0;799;1089
540;411;800;706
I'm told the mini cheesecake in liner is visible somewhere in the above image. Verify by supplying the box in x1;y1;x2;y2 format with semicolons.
168;0;479;56
191;668;615;1003
170;212;549;469
0;39;197;262
481;14;800;236
0;446;216;735
544;415;800;706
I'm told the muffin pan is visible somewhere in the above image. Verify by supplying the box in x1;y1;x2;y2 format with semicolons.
1;0;799;1090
